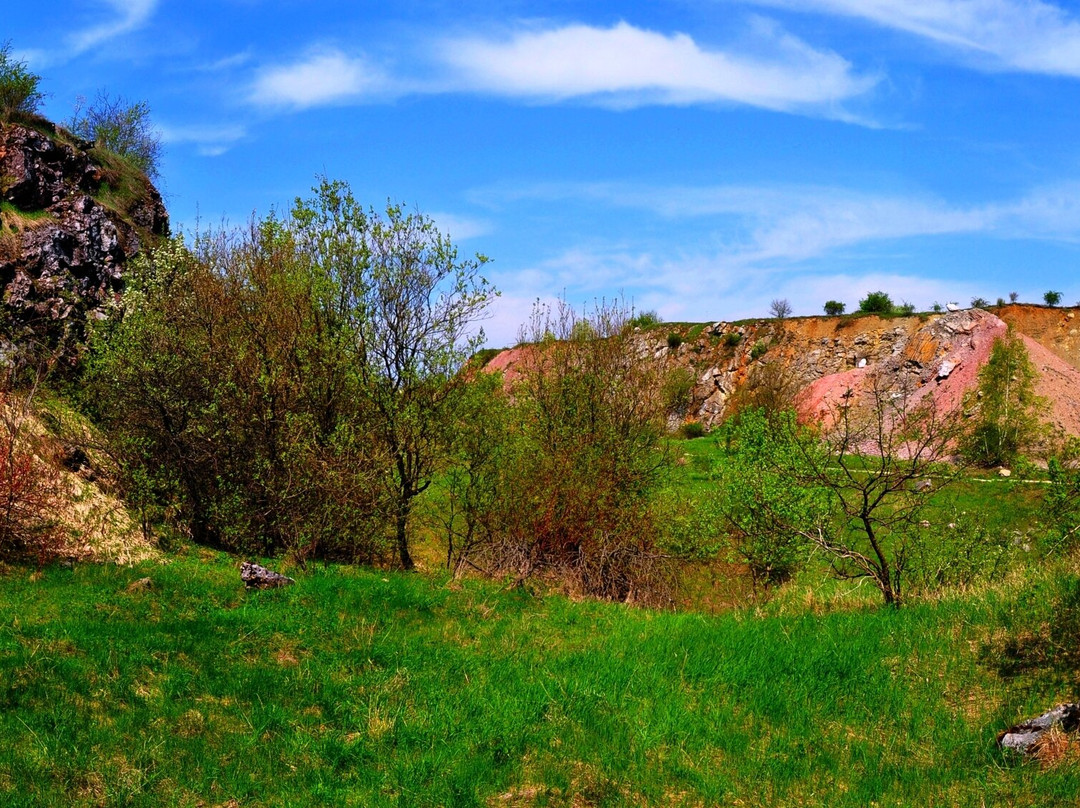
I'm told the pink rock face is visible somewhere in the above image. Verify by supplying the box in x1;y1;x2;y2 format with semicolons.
796;310;1008;431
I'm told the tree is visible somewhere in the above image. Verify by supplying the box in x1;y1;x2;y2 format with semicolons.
970;297;990;309
1009;291;1019;303
858;291;894;315
720;376;963;606
290;178;496;570
824;300;845;316
1044;290;1062;307
769;298;792;320
0;41;43;120
69;91;162;179
963;329;1045;467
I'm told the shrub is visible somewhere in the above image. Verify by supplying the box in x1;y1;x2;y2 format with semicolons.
724;331;742;347
823;300;845;316
679;421;706;439
1045;290;1062;307
750;339;768;360
0;42;44;121
661;367;696;412
69;91;163;179
629;309;661;329
666;332;682;349
897;301;916;315
970;297;990;309
449;298;678;604
858;291;894;315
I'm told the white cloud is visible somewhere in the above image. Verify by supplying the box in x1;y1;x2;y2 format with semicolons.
250;21;877;119
440;20;876;113
427;212;494;242
743;0;1080;76
157;123;247;157
476;178;1080;343
249;49;393;108
67;0;159;55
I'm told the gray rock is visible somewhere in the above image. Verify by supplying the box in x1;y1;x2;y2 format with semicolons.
999;704;1080;754
241;561;295;589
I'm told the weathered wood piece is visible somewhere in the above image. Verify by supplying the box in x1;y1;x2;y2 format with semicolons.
240;561;295;589
998;703;1080;754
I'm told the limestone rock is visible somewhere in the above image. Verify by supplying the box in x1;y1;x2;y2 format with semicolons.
241;561;295;589
998;704;1080;754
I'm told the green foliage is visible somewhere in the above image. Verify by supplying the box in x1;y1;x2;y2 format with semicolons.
629;309;661;329
69;91;162;180
679;420;706;439
0;41;43;121
1044;454;1080;552
824;300;846;316
666;332;682;349
1044;290;1062;307
906;508;1013;592
714;409;821;586
660;366;696;412
897;301;916;315
859;291;895;315
86;179;495;566
750;339;769;360
448;299;677;603
963;330;1045;467
970;297;990;309
724;331;742;347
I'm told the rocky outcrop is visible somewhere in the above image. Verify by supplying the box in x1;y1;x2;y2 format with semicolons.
0;120;168;360
484;304;1080;437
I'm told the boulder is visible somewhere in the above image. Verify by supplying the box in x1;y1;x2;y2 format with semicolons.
241;561;295;589
998;704;1080;754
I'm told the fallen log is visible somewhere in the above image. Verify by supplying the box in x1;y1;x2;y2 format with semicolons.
998;703;1080;754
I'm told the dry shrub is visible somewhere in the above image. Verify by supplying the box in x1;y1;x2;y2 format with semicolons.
1030;726;1080;769
0;383;65;564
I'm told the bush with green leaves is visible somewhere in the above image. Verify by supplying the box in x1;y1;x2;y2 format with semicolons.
858;291;894;315
629;309;661;329
823;300;845;316
666;332;682;349
0;42;43;121
445;299;678;604
69;91;162;179
750;339;768;360
724;331;742;347
962;330;1045;467
86;180;494;566
1044;290;1062;307
897;301;916;315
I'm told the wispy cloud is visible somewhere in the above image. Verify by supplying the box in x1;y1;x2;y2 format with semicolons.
67;0;159;55
157;123;247;157
440;20;876;114
427;212;494;242
476;178;1080;343
742;0;1080;77
248;20;878;120
249;48;394;108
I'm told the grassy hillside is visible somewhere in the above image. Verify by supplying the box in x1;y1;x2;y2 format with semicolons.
2;551;1078;807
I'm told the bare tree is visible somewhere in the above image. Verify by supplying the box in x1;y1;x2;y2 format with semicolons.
769;298;792;320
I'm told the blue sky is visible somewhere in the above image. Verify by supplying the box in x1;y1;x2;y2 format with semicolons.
8;0;1080;345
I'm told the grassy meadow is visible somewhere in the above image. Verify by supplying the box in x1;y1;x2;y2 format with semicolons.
2;541;1080;806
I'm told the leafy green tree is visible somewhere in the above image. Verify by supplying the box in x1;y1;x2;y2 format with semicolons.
0;41;43;120
824;300;845;316
858;291;894;315
69;91;162;179
963;329;1044;467
1044;290;1062;307
716;378;963;606
290;178;495;570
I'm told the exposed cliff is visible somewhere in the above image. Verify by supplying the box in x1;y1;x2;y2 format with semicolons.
0;118;168;360
487;304;1080;437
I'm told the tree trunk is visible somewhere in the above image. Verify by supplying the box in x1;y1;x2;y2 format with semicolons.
396;493;414;570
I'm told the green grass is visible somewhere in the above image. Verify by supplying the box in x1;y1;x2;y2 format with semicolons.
2;552;1078;806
